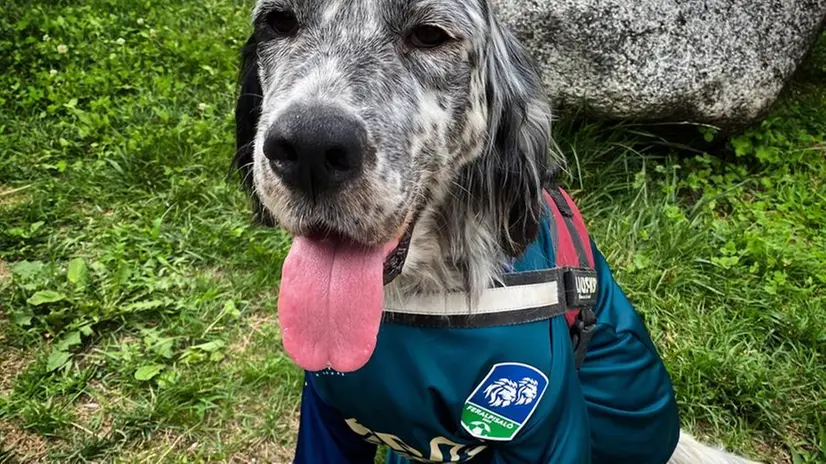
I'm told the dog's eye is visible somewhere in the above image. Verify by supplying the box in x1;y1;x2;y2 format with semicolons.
266;10;299;36
408;25;450;49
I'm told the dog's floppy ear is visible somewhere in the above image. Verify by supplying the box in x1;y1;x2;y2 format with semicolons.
232;34;275;226
459;11;556;257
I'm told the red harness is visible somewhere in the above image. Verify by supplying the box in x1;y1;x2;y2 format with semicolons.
543;187;598;369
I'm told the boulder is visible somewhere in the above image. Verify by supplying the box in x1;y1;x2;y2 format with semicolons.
494;0;826;128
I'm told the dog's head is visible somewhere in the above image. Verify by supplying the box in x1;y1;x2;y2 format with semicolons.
235;0;554;258
234;0;556;372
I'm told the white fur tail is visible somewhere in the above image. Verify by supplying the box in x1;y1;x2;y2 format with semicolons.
669;430;762;464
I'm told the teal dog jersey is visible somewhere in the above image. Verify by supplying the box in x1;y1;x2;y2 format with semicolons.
293;189;681;463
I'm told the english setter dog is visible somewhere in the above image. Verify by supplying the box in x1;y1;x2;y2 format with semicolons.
232;0;760;462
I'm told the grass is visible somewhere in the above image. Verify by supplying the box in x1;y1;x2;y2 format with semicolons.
0;0;824;462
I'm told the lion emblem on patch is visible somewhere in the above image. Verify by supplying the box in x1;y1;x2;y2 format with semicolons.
484;377;539;407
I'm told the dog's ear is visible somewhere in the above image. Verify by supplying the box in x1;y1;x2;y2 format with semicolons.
458;11;556;257
232;34;275;226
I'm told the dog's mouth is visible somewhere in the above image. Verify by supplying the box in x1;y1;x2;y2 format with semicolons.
277;216;416;373
297;223;414;285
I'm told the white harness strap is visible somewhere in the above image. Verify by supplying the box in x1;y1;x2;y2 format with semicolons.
385;280;560;316
381;269;571;329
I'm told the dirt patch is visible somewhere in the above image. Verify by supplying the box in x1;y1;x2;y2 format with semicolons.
227;404;299;464
0;185;32;210
0;347;31;396
227;313;279;357
125;422;298;463
753;437;790;464
118;388;301;463
83;380;127;410
70;398;113;441
0;419;49;463
0;260;10;284
228;436;295;464
207;267;228;283
122;429;196;463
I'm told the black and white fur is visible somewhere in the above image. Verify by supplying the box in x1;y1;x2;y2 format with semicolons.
232;0;759;462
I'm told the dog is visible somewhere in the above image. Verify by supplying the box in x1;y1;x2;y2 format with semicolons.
232;0;761;462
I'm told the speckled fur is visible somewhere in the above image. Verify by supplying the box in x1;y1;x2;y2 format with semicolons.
235;0;556;299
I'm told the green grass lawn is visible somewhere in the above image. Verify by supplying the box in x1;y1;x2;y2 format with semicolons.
1;1;824;463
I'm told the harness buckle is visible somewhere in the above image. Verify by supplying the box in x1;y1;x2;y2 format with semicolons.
571;307;596;369
562;268;598;369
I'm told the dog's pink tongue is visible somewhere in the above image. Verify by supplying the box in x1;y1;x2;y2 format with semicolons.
278;236;398;373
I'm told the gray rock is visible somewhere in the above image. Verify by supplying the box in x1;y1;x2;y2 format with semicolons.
493;0;826;128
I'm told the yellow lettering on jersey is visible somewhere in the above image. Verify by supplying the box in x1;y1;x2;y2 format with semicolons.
345;417;487;463
345;418;423;459
429;436;487;462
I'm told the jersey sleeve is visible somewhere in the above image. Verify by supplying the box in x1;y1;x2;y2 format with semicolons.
578;239;681;464
294;373;378;464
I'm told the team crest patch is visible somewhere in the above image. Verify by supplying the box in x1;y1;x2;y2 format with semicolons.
460;362;548;442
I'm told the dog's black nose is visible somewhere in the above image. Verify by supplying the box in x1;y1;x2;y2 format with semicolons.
263;104;366;199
